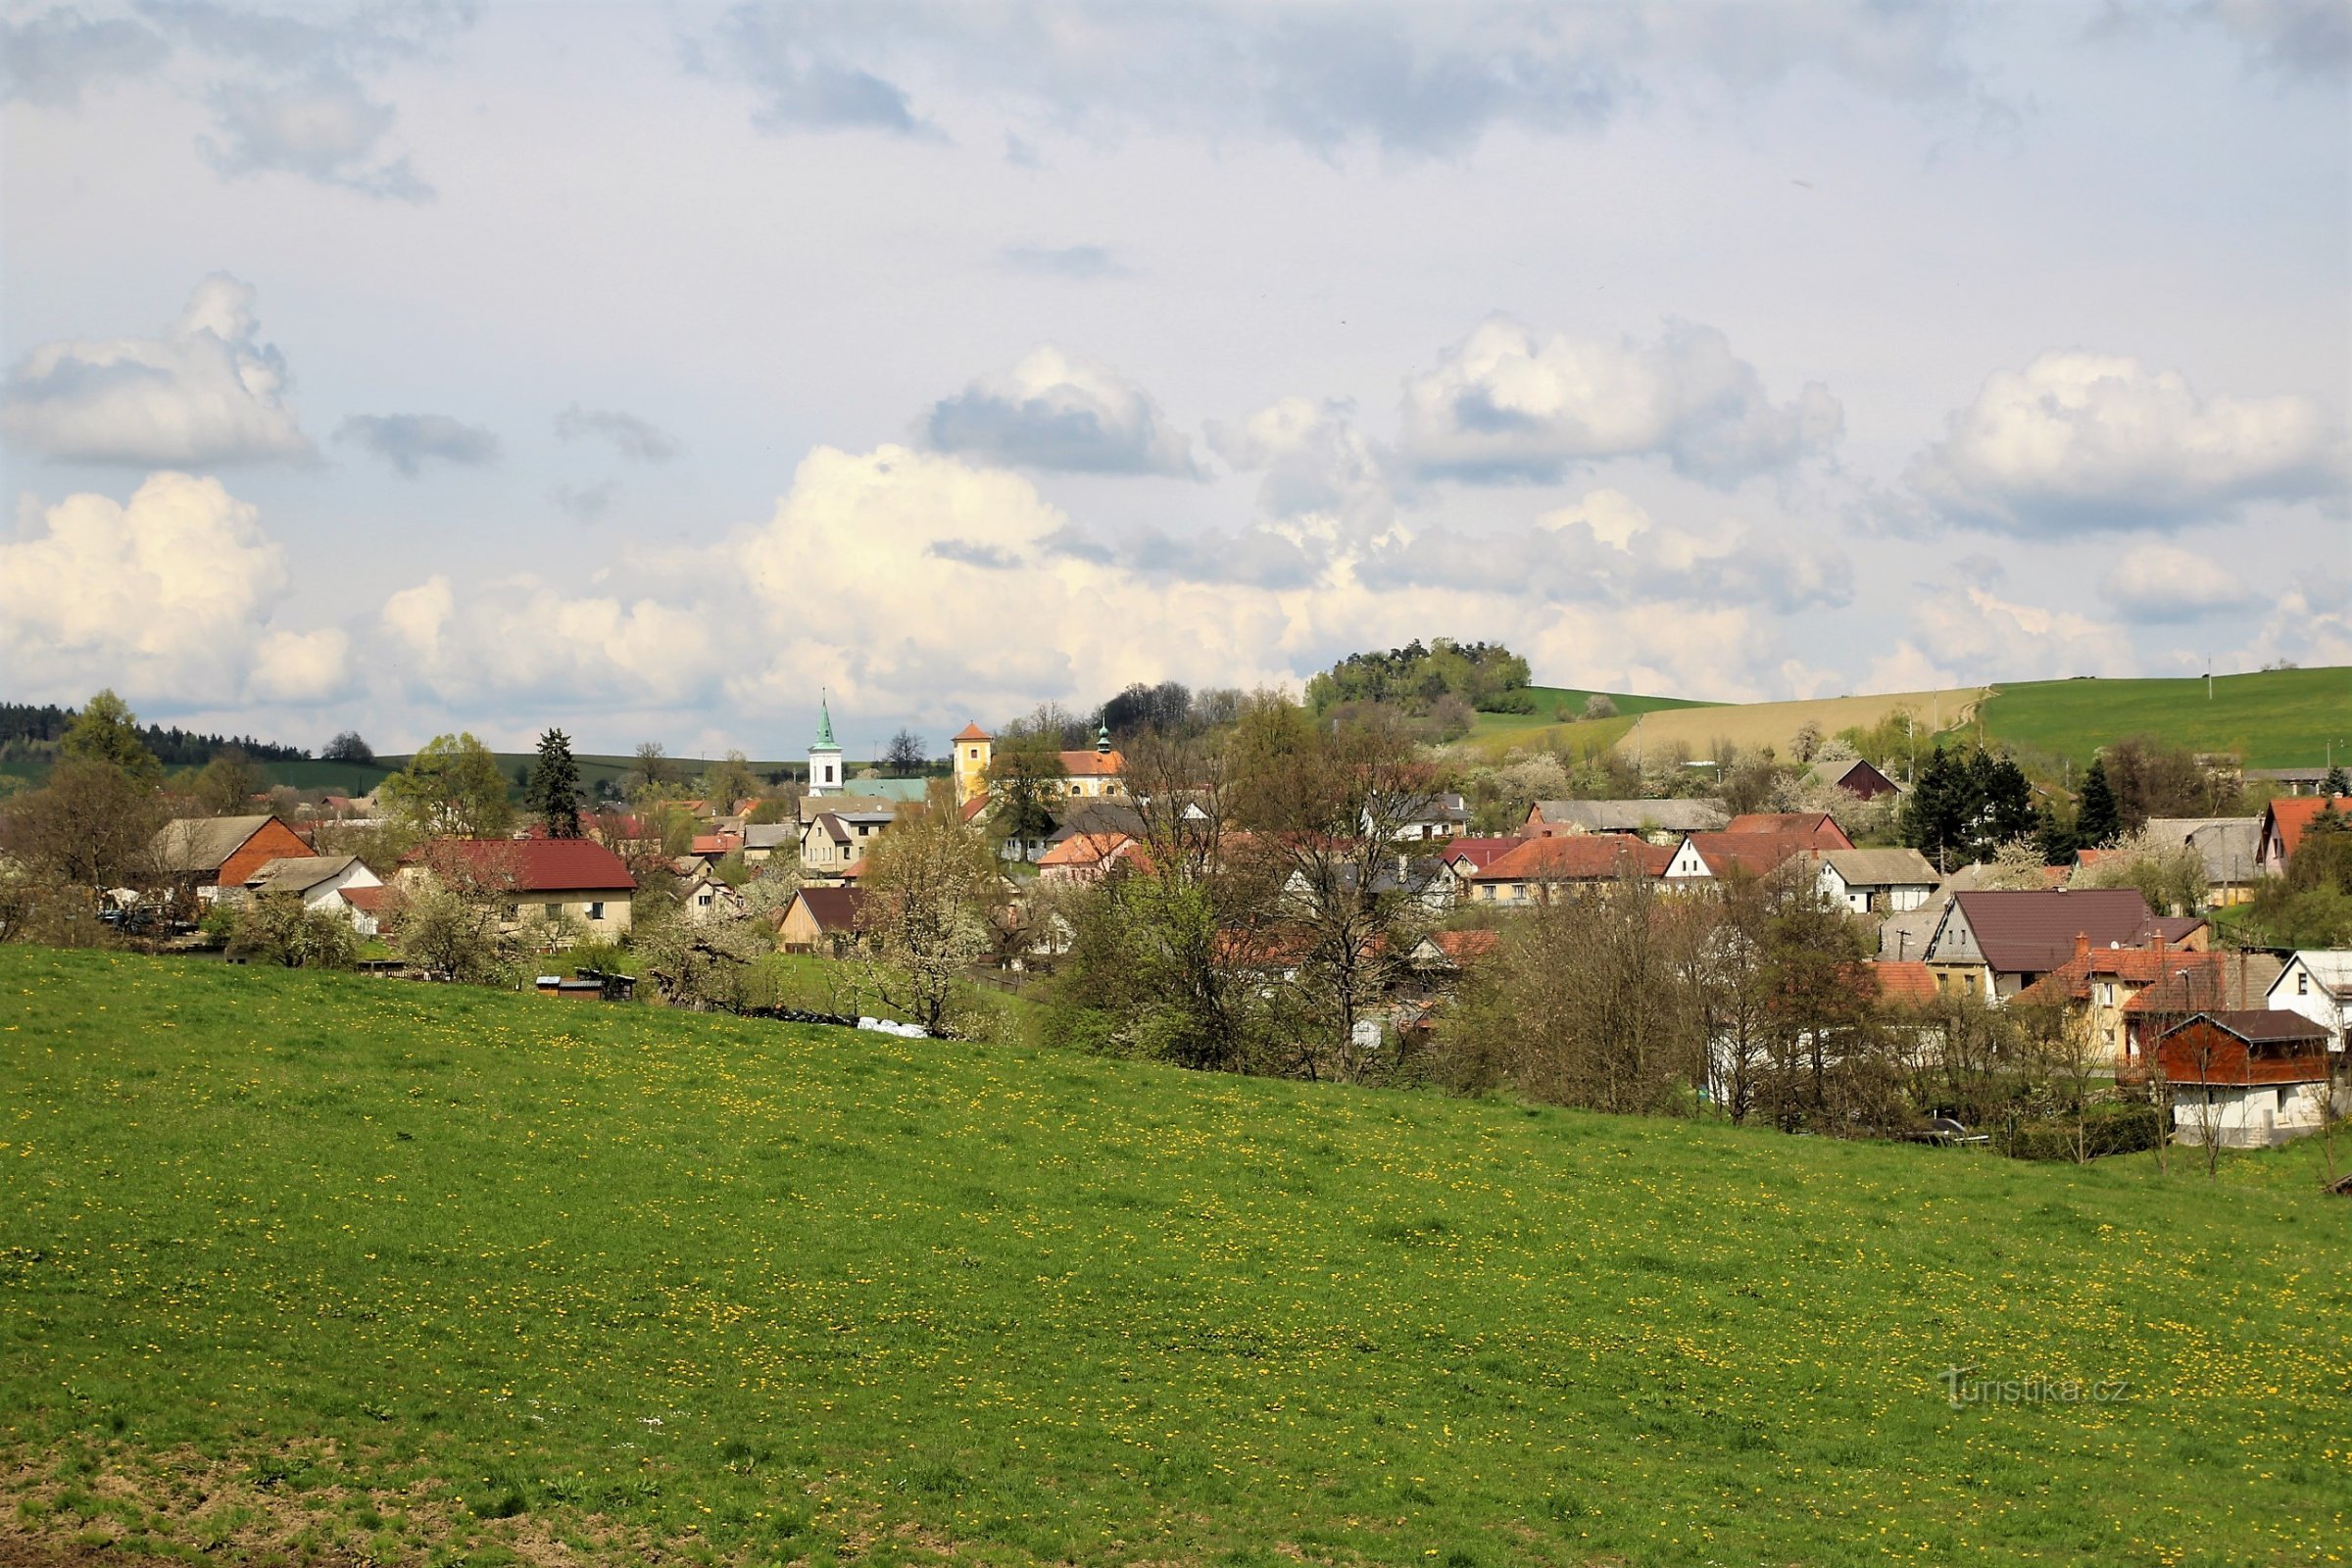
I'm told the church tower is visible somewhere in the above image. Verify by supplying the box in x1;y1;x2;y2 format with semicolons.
953;720;993;808
808;695;844;797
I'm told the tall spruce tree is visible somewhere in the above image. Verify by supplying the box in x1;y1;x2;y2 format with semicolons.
1969;749;2036;858
528;728;584;839
1899;745;1966;869
2076;757;2121;848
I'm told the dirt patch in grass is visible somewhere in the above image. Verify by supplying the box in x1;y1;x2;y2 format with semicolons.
0;1442;669;1567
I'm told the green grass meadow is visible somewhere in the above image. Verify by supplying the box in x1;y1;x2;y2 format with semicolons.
4;948;2347;1566
1971;667;2351;769
1462;687;1714;760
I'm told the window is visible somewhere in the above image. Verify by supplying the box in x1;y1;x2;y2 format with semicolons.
2300;972;2311;995
697;894;713;906
587;902;605;920
504;903;519;920
545;903;563;920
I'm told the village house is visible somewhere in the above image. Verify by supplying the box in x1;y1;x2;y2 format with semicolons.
2267;951;2352;1059
801;809;895;878
679;866;748;923
1662;831;1825;883
238;854;384;930
1403;928;1500;990
2154;1010;2334;1149
1813;848;1939;914
1429;837;1526;906
1466;835;1673;905
1801;757;1903;801
1525;798;1729;842
2255;795;2348;877
2243;767;2341;798
1381;792;1469;842
775;885;868;956
1037;831;1149;885
1919;888;2204;1001
2011;939;2280;1069
397;838;637;942
152;814;314;906
2139;816;2264;906
741;823;796;866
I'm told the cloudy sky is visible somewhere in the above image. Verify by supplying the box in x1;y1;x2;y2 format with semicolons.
2;0;2346;759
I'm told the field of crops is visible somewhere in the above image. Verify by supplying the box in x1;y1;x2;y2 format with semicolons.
1973;667;2352;769
4;948;2346;1566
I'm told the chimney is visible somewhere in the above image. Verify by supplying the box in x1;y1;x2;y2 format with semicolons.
2074;931;2089;961
2153;929;2169;955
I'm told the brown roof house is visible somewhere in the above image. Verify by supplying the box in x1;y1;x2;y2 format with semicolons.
153;814;312;906
2155;1010;2334;1149
1920;888;2206;1002
775;886;869;956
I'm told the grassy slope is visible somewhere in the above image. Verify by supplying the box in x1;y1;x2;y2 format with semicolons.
3;950;2347;1568
1974;666;2352;769
1462;687;1713;760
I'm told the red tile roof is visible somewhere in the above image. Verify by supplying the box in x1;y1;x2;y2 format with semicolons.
1681;831;1823;877
1427;929;1501;964
342;886;392;912
1440;836;1527;870
2263;795;2349;862
1474;835;1674;882
1038;831;1146;871
1725;812;1853;850
953;721;992;742
407;838;637;893
1060;750;1125;778
2015;945;2239;1007
1871;960;1937;1006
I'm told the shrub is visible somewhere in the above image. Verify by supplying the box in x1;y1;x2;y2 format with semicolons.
1994;1102;2162;1162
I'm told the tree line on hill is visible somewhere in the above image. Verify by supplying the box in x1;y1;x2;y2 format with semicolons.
0;699;318;769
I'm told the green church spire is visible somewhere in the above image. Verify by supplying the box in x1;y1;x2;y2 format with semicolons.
814;693;837;750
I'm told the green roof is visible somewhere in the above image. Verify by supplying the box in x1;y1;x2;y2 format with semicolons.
812;696;838;751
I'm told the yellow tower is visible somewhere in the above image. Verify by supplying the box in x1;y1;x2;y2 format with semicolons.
952;720;994;808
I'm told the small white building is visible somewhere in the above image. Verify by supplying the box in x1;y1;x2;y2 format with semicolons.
1814;849;1939;915
241;855;385;930
2266;951;2351;1061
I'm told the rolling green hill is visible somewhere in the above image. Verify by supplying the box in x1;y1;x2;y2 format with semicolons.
3;949;2343;1566
1463;685;1716;758
1971;666;2351;769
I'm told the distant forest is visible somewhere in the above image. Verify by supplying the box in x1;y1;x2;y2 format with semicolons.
0;702;310;767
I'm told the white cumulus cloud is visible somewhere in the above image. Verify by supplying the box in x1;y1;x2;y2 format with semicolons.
1902;350;2346;533
2100;543;2261;621
0;471;295;702
1399;316;1842;486
1865;587;2137;689
0;275;312;466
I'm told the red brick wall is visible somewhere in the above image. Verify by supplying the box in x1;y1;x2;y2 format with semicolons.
218;818;313;888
